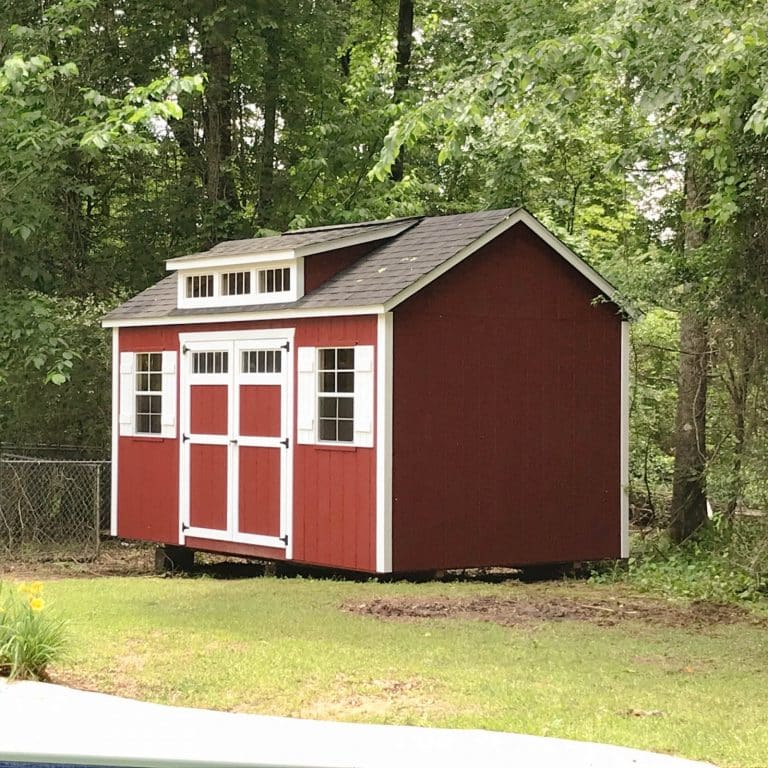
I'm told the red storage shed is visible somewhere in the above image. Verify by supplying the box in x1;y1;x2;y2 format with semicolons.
103;208;631;574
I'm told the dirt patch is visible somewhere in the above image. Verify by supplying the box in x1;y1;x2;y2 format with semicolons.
344;594;765;629
0;540;156;580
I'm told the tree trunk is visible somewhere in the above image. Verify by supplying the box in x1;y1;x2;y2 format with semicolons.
669;164;709;544
724;333;753;519
391;0;414;182
200;3;238;240
258;25;280;228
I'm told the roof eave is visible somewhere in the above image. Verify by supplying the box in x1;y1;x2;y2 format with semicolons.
101;303;387;328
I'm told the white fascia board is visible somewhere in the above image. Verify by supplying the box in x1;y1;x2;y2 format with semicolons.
102;304;385;329
167;250;296;271
383;209;636;318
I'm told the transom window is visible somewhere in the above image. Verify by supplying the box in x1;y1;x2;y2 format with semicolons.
258;267;290;294
186;274;214;298
193;351;228;374
135;352;162;434
318;348;354;442
221;271;251;296
242;349;281;374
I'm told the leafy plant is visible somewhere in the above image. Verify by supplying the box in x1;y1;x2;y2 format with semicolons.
0;581;67;680
592;517;768;602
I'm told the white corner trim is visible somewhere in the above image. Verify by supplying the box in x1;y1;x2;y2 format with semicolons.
620;321;630;558
110;328;119;537
375;312;393;573
383;209;634;317
102;304;385;329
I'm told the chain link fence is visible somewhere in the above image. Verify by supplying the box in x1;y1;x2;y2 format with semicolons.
0;446;110;561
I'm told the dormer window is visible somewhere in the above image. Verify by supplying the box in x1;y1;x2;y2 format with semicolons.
186;274;214;298
176;260;302;309
258;267;290;295
222;271;251;296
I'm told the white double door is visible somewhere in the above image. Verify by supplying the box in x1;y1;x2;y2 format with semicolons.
179;330;294;551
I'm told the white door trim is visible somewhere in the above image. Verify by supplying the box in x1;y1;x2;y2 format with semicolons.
178;329;294;555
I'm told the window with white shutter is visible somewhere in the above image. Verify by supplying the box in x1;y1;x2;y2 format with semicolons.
118;351;177;439
296;345;374;447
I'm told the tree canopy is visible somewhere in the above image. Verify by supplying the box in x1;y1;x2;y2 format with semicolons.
1;0;767;543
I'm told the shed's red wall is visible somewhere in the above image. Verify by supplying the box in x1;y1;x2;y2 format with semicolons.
303;243;379;293
391;223;622;572
292;317;377;571
117;316;377;572
118;327;181;544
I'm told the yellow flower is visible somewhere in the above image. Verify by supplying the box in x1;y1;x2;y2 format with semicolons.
18;583;30;594
29;581;43;595
29;597;44;612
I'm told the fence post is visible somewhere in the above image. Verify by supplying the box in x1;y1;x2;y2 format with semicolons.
94;464;101;555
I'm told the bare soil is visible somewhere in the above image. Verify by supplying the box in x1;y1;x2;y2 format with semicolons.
344;594;766;629
0;540;157;580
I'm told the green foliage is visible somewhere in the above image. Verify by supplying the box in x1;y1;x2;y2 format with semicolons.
0;581;67;680
0;294;115;449
593;518;768;602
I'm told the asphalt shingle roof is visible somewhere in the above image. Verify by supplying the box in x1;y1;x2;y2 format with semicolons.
104;208;519;322
172;220;415;263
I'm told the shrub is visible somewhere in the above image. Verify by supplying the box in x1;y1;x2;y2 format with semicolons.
0;581;67;680
591;516;768;603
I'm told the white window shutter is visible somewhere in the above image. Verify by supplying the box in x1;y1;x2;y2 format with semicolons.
118;352;135;437
354;345;374;448
160;351;177;438
297;346;317;444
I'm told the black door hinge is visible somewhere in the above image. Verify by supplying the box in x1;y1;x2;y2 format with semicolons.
281;341;290;352
182;345;189;354
280;437;290;449
279;534;289;546
182;433;189;443
181;522;189;532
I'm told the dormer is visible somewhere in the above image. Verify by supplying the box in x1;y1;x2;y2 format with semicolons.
170;252;303;309
166;219;416;311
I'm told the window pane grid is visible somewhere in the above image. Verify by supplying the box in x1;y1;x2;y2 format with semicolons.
192;351;228;374
241;349;282;374
317;347;355;443
257;267;291;294
186;274;214;298
221;271;251;296
135;352;163;434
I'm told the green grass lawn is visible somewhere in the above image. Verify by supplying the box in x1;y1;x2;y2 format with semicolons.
35;576;768;768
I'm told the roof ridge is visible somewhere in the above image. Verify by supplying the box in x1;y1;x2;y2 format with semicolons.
283;216;422;236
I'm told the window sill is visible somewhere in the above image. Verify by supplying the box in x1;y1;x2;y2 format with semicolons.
129;436;169;442
313;444;358;452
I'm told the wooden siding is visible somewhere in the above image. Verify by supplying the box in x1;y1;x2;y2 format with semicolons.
292;317;377;571
390;223;622;572
117;317;377;570
303;243;379;294
117;327;181;543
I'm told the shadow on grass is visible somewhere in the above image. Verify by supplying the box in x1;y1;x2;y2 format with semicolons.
180;556;599;584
